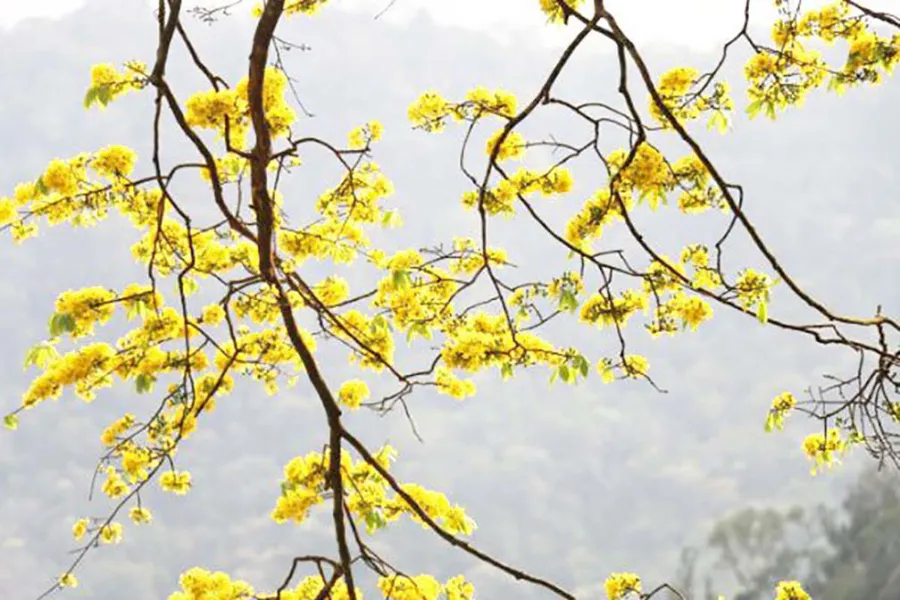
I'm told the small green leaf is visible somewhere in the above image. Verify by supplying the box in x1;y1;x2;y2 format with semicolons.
24;341;60;369
500;363;513;380
3;414;18;431
35;177;49;195
391;269;411;290
135;374;155;394
707;111;729;133
745;100;763;119
756;301;768;325
49;312;75;337
127;298;152;320
83;86;98;109
558;364;571;384
576;355;589;378
364;510;387;533
559;290;578;313
96;85;112;107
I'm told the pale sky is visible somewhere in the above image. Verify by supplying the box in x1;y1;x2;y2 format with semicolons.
0;0;802;50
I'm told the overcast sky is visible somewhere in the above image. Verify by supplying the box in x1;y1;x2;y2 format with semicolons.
0;0;834;50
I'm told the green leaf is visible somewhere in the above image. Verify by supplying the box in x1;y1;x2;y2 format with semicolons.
576;355;589;378
559;290;578;313
49;312;76;337
381;210;401;228
756;301;768;325
35;177;49;195
745;100;763;119
558;364;571;384
764;413;774;433
96;85;112;107
126;298;152;320
83;86;98;109
135;374;155;394
177;277;199;297
60;313;76;332
364;510;388;533
24;341;60;369
3;414;18;431
372;314;388;331
500;362;513;380
391;269;412;290
707;111;729;133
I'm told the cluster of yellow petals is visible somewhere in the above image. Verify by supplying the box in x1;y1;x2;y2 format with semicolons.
184;67;295;150
169;567;254;600
604;572;641;600
774;580;811;600
803;429;847;475
462;166;573;217
408;87;517;132
649;67;734;131
272;446;475;537
377;574;474;600
746;1;900;118
537;0;585;23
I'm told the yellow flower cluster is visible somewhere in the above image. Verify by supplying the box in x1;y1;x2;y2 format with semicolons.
338;379;370;409
649;67;734;132
252;0;330;18
373;266;457;332
348;120;384;149
766;391;797;432
537;0;585;23
485;129;526;162
774;580;811;600
314;162;394;224
745;1;900;119
184;67;295;150
91;145;137;178
272;446;475;536
434;366;477;400
101;466;130;499
72;518;90;541
214;325;315;394
99;522;123;544
377;573;474;600
87;61;147;107
129;506;153;524
258;576;357;600
802;429;846;475
462;166;573;216
440;312;562;373
54;287;117;338
734;268;773;310
160;470;192;494
334;310;396;372
597;355;651;383
169;567;254;600
278;219;370;265
408;87;517;132
23;343;116;406
604;572;641;600
579;289;648;330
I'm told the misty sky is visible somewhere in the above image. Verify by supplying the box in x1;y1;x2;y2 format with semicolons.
0;0;841;49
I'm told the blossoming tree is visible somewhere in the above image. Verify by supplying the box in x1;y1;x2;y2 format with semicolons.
2;1;899;599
